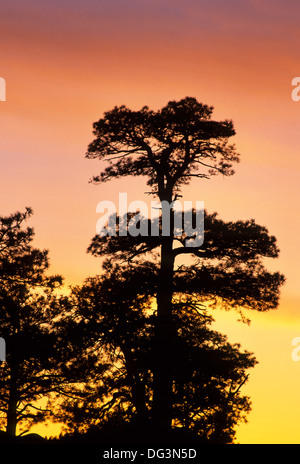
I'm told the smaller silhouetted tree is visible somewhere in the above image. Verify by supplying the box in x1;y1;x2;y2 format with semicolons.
0;208;66;436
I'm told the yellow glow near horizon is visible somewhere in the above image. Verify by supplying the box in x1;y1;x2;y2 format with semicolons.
210;298;300;444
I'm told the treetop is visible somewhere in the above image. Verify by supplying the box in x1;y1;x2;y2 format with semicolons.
86;97;240;198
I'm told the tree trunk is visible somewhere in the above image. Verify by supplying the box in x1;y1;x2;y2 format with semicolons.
152;203;175;434
7;364;18;437
6;400;17;437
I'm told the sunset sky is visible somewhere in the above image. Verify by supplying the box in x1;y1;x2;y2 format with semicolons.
1;0;300;443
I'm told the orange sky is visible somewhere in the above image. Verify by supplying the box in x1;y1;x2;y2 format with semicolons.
1;0;300;443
